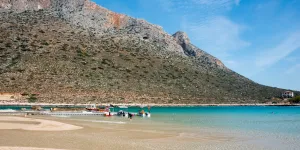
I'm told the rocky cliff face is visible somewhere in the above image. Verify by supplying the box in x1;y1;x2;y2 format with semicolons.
0;0;225;69
0;0;294;104
173;31;226;69
0;0;51;11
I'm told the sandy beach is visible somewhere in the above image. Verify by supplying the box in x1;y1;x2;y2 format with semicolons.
0;147;66;150
0;115;247;150
0;116;82;131
0;114;292;150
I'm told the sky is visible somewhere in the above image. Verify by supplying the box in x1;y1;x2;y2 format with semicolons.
94;0;300;91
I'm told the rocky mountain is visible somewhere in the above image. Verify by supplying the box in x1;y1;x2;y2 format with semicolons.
0;0;297;104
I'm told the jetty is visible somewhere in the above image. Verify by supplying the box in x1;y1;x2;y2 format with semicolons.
0;110;140;116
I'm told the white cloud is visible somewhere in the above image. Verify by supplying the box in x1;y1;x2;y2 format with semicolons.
158;0;240;15
224;60;239;68
156;0;247;60
286;64;300;74
283;56;300;63
256;32;300;68
192;0;234;6
157;0;174;12
186;16;250;58
191;0;241;7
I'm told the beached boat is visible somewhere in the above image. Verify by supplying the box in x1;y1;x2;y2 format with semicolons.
85;104;98;111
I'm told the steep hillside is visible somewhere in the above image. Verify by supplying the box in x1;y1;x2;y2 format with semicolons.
0;0;297;104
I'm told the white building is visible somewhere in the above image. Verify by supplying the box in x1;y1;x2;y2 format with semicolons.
282;91;294;98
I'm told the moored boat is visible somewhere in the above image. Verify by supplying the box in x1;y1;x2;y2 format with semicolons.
138;109;151;117
118;105;128;109
86;104;110;112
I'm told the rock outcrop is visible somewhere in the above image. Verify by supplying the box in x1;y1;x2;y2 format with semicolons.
0;0;51;11
173;31;226;69
0;0;225;69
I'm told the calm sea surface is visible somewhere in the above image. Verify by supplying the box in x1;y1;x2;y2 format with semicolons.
1;106;300;135
150;106;300;135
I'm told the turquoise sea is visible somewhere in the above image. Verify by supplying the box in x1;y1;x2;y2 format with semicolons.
150;106;300;134
1;106;300;134
1;106;300;149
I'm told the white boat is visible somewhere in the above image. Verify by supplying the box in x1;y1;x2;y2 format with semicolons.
118;105;128;109
138;109;151;117
146;112;151;117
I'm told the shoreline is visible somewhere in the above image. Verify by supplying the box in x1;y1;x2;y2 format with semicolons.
0;102;299;107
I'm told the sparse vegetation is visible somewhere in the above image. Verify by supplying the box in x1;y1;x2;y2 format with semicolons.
0;10;298;104
289;96;300;104
27;94;38;103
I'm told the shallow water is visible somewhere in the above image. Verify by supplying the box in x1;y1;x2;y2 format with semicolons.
68;106;300;149
148;106;300;135
1;106;300;149
2;106;300;135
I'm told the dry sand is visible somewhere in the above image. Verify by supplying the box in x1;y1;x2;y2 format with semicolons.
0;147;66;150
0;116;82;131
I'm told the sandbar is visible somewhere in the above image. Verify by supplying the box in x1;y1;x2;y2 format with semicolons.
0;116;82;131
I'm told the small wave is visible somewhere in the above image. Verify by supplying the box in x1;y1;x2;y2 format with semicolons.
51;115;70;118
0;109;16;112
63;118;127;124
179;132;198;138
72;119;126;124
89;120;126;124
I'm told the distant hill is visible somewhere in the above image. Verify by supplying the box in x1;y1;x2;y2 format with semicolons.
0;0;298;104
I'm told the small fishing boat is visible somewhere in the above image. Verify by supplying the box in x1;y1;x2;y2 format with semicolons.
85;104;98;111
86;104;110;112
117;110;128;117
104;112;113;117
138;108;151;117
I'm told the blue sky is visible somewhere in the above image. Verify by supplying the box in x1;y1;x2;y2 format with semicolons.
94;0;300;91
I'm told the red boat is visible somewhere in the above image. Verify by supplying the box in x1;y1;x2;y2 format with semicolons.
86;104;110;112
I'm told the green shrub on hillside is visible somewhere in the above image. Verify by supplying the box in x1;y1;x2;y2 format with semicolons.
27;94;38;103
289;96;300;103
